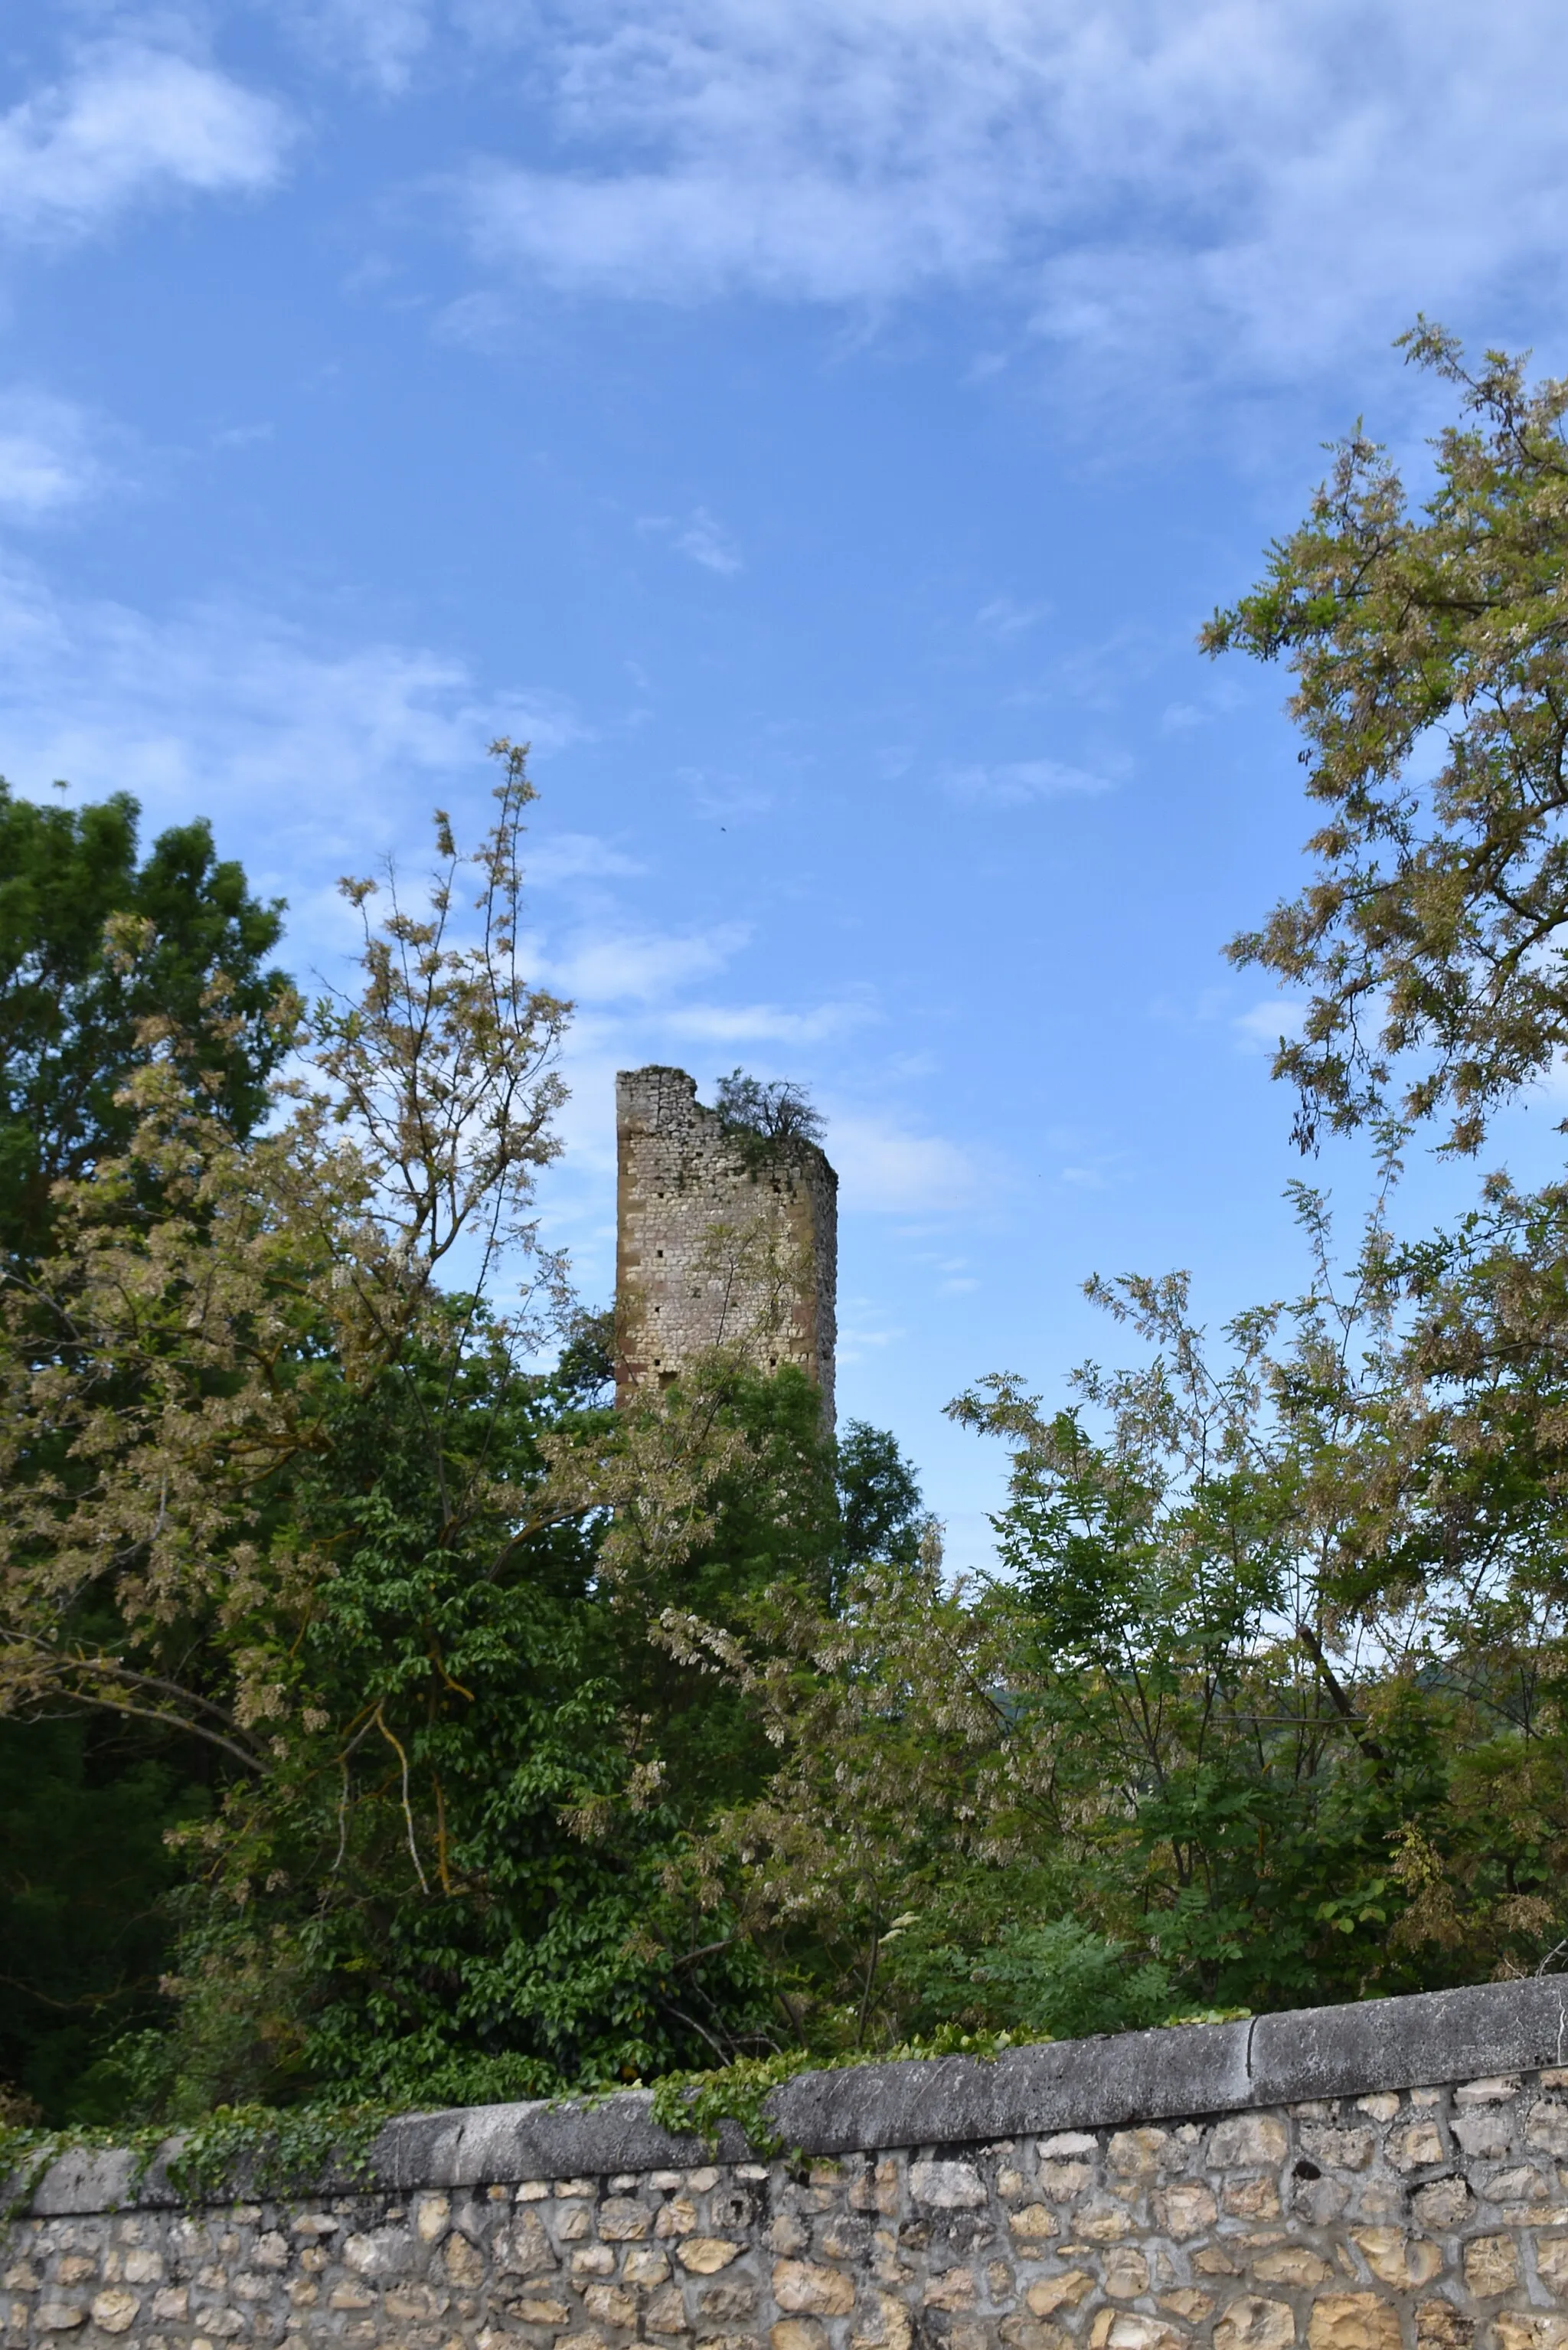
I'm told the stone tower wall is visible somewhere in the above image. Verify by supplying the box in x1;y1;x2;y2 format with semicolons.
615;1068;837;1421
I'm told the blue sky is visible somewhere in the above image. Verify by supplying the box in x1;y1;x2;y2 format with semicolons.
3;1;1567;1562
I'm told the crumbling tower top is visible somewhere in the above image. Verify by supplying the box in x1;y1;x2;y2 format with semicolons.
614;1066;837;1420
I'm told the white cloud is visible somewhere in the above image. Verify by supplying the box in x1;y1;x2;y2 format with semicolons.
282;0;433;93
946;757;1113;807
829;1110;984;1212
836;1303;903;1364
1234;998;1308;1054
0;391;109;518
679;766;774;822
976;596;1049;642
677;508;742;575
1149;985;1232;1030
449;0;1568;380
640;507;743;576
431;289;518;351
662;994;875;1044
0;560;580;959
0;44;292;243
551;924;749;1002
526;832;646;884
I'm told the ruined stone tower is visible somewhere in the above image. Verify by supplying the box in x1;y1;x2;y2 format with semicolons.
614;1067;837;1420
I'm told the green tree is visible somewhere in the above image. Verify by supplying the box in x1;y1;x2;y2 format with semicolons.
1194;328;1568;1974
0;749;586;2112
0;781;293;2116
0;1714;203;2123
0;782;291;1261
1206;326;1568;1155
658;1168;1568;2045
714;1070;826;1149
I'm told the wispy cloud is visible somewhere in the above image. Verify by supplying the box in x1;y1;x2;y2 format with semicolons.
946;756;1114;808
640;507;743;576
0;561;579;951
680;766;774;823
678;508;742;575
525;832;646;886
282;0;433;93
448;0;1566;381
550;925;750;1002
1148;985;1312;1059
1234;998;1308;1054
837;1300;904;1365
976;596;1049;642
829;1110;985;1213
662;994;876;1045
0;44;292;244
0;391;111;518
936;1255;980;1293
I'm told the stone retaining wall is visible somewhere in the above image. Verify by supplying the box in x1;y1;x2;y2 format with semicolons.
8;1982;1568;2350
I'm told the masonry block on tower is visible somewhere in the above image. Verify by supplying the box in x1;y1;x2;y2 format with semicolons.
614;1066;838;1422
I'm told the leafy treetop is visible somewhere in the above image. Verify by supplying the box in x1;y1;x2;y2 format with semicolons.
0;783;292;1260
714;1070;826;1152
1207;325;1568;1155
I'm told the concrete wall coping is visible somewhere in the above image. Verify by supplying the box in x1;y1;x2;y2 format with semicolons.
18;1974;1568;2218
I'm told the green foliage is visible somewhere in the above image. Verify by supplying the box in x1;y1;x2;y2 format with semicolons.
0;779;291;2120
713;1070;825;1164
949;1240;1480;2015
97;1353;929;2116
0;2098;394;2222
645;2035;1020;2165
0;780;290;1261
880;1917;1174;2046
162;2100;394;2201
649;2049;818;2157
1187;332;1568;1982
644;1984;1256;2166
0;1718;207;2123
99;1325;768;2113
835;1420;929;1576
1207;326;1568;1155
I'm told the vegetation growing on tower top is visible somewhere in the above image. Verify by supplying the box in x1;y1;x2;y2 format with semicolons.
713;1069;826;1164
